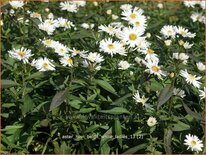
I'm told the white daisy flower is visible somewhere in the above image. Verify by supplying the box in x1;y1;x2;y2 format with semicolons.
199;87;205;100
196;62;205;71
145;60;166;79
118;60;131;70
8;47;33;64
120;27;145;48
175;26;196;38
183;1;197;8
54;43;69;56
160;25;176;39
98;24;119;36
32;57;55;71
172;53;189;64
120;4;133;11
38;19;59;35
173;88;186;98
133;90;149;106
184;134;203;153
180;69;202;88
190;12;205;23
99;38;126;56
69;48;87;58
9;0;24;9
141;49;159;62
58;17;74;30
86;52;104;64
72;0;86;7
81;23;90;29
30;12;42;22
183;42;193;49
60;1;78;13
42;38;58;48
121;7;144;23
60;55;73;67
147;117;157;127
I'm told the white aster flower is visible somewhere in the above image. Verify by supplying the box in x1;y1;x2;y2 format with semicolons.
98;24;119;36
196;62;205;71
191;12;205;23
38;19;59;35
60;55;73;67
133;90;149;106
54;43;69;56
173;88;186;98
199;87;205;100
141;49;159;62
145;60;166;79
32;57;55;71
60;1;78;13
8;47;33;64
175;26;196;38
69;48;87;58
99;38;126;56
9;0;24;9
120;4;133;11
184;134;203;153
72;0;86;7
30;12;42;22
180;69;202;88
183;42;193;49
120;27;145;48
118;60;131;70
147;117;157;127
58;17;74;30
86;52;104;64
121;7;144;23
160;25;176;39
183;1;197;8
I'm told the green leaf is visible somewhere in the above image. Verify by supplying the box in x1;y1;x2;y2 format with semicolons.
95;79;117;95
2;80;19;89
49;88;68;111
26;72;47;80
85;125;100;133
22;95;34;115
171;121;190;131
100;128;112;153
68;100;82;109
123;143;147;154
26;135;34;149
164;128;172;154
78;108;95;113
157;85;174;110
112;93;132;105
182;103;203;121
99;107;130;115
60;142;71;154
114;119;122;147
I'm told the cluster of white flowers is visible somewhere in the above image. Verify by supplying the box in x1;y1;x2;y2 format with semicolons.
172;53;189;64
9;0;25;9
183;1;205;24
38;13;75;35
60;1;86;13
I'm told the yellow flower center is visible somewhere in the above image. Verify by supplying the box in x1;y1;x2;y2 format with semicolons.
129;33;137;41
180;31;186;35
147;49;155;55
107;27;114;32
18;51;25;58
179;40;185;46
74;50;80;54
67;58;73;64
43;63;49;69
191;140;197;147
188;74;195;81
135;21;140;27
107;44;115;49
33;12;41;17
152;66;160;72
45;39;52;45
59;48;65;53
130;13;137;19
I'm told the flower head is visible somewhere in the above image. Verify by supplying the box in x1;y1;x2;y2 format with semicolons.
184;134;203;153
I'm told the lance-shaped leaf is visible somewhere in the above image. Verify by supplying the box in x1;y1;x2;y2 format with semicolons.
95;79;117;95
2;80;19;89
49;88;68;111
122;143;147;154
99;107;130;115
182;103;203;121
115;119;122;147
157;84;174;110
